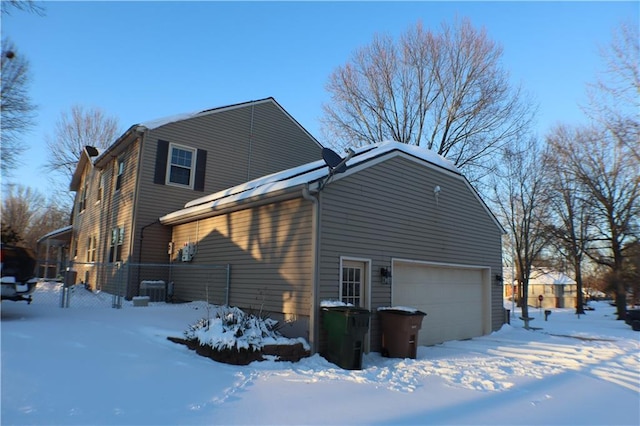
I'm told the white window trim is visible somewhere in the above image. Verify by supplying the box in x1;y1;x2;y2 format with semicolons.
165;143;196;189
338;256;371;311
339;256;372;353
96;172;104;204
115;159;125;192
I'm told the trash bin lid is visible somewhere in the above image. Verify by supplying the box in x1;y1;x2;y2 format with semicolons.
322;306;370;314
378;307;426;316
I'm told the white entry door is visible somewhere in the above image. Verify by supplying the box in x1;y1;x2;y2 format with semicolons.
341;260;367;308
341;260;370;351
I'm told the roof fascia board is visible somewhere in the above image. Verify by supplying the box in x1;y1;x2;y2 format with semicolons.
324;150;464;187
267;98;324;149
37;225;73;244
94;126;143;168
303;149;505;235
159;184;306;226
138;97;274;131
69;151;91;191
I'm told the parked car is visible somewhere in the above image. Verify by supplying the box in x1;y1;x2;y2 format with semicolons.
1;244;38;303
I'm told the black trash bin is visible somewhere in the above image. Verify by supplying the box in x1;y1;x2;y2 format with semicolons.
321;306;370;370
378;308;426;359
625;309;640;326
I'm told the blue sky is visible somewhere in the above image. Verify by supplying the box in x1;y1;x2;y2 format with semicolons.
2;1;638;195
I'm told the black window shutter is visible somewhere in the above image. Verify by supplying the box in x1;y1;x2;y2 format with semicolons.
154;140;169;185
194;149;207;192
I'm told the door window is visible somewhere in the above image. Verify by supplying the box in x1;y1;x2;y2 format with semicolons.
341;265;362;306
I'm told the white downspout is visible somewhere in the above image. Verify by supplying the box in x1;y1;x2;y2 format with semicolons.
302;184;320;353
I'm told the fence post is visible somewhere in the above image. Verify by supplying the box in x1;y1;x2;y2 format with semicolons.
60;264;74;308
225;264;231;306
112;262;122;309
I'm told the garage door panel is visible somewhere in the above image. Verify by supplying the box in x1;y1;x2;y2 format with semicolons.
393;262;486;346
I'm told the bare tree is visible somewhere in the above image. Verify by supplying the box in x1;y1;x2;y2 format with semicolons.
323;18;533;183
491;137;551;325
1;185;41;243
552;125;639;320
0;184;67;253
45;105;120;184
584;20;639;161
1;184;68;252
0;38;37;176
545;125;595;315
1;0;45;15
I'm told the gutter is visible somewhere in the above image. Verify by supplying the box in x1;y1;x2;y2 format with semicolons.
302;184;320;353
94;125;145;169
159;185;307;226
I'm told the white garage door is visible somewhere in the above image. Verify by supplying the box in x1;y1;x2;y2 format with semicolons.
392;261;489;346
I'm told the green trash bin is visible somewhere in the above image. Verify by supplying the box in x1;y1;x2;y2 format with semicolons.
322;306;370;370
378;308;426;359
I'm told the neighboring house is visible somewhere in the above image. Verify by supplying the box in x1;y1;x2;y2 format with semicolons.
41;98;323;298
503;267;578;309
160;141;505;354
36;225;72;279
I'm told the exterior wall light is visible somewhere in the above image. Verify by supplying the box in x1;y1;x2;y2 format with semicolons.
381;267;392;285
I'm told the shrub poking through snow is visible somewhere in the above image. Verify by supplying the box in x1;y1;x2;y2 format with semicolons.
184;305;286;352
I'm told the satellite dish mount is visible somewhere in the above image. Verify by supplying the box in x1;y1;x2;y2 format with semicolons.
319;147;355;190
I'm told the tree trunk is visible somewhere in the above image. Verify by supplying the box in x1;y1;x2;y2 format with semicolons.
574;264;585;315
521;280;530;321
615;279;627;321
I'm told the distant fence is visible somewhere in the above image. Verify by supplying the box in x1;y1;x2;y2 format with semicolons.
33;261;230;309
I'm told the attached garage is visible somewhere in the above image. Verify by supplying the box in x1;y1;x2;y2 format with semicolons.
392;260;492;346
162;141;505;353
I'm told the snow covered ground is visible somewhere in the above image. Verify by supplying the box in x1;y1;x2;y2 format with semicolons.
2;282;639;425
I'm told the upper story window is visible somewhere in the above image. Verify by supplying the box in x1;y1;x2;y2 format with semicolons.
78;183;88;213
86;235;97;262
115;159;125;192
154;140;206;192
167;144;196;188
109;226;124;263
97;172;104;202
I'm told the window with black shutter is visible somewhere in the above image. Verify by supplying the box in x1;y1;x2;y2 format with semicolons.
154;140;206;192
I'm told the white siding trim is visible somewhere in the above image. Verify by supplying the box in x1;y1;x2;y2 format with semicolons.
339;256;372;353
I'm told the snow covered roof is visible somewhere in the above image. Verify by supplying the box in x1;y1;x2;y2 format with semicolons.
138;97;273;130
37;225;73;244
530;268;577;285
90;97;322;171
502;267;577;285
160;141;462;225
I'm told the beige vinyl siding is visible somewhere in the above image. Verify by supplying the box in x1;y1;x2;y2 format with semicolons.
170;198;314;315
318;156;503;350
131;100;322;270
70;139;140;295
70;163;100;287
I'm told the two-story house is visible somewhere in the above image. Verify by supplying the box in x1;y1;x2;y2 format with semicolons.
57;98;322;298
